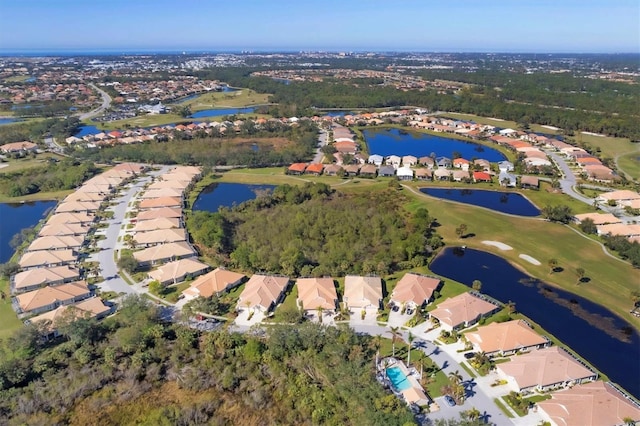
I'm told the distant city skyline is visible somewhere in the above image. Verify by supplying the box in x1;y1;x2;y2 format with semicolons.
0;0;638;53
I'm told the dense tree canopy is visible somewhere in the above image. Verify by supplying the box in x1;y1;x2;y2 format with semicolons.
0;295;415;425
189;183;442;276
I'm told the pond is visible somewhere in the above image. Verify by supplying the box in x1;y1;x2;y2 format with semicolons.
430;247;640;399
74;125;101;137
189;107;256;119
0;118;20;125
321;111;354;117
421;188;540;217
364;128;506;162
0;201;57;263
192;182;275;213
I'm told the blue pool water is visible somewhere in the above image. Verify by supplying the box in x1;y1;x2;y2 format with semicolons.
386;366;411;391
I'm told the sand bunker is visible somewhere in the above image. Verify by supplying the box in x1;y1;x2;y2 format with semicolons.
482;241;513;251
519;254;541;265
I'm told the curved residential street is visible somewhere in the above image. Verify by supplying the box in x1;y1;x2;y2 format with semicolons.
88;165;173;296
79;83;112;120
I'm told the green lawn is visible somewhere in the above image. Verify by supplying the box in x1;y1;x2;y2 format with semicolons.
616;151;640;180
0;278;22;339
0;152;69;175
493;397;516;418
175;89;271;110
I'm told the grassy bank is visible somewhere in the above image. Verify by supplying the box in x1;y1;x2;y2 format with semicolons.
176;89;271;110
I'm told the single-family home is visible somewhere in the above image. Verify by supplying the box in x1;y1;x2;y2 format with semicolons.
182;267;246;300
465;320;550;357
415;168;433;181
296;277;338;312
359;164;378;177
378;165;396;177
47;212;95;226
402;155;418;167
237;274;290;313
132;228;187;247
498;161;514;172
451;170;469;182
138;196;182;210
323;164;343;176
499;172;517;187
473;159;491;171
28;297;112;337
147;258;210;286
418;156;435;168
136;207;183;222
287;163;307;175
497;347;597;393
140;188;184;200
305;163;324;176
0;141;38;154
429;292;500;331
386;155;402;168
436;157;452;168
453;158;470;171
537;382;640;426
26;235;84;252
132;217;181;233
368;154;384;166
472;171;492;183
396;166;414;181
343;275;382;311
38;222;89;237
596;190;640;205
574;213;622;226
343;164;361;176
55;201;101;214
390;273;441;310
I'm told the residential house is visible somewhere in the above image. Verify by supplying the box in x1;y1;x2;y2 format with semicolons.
132;217;181;233
473;159;491;171
237;274;290;313
0;141;38;154
472;171;492;183
378;165;395;177
19;249;76;270
182;268;246;300
429;292;500;331
296;277;338;312
38;223;89;237
133;241;196;267
596;190;640;205
537;382;640;426
465;320;550;357
415;168;433;181
418;156;435;168
368;154;384;166
436;157;452;168
147;258;210;286
498;161;514;172
396;166;414;181
453;158;470;171
323;164;342;176
343;275;382;310
12;265;80;294
29;297;112;337
386;155;401;168
433;168;451;181
288;163;307;175
15;281;91;315
140;188;184;200
47;212;95;226
596;223;640;239
390;273;441;309
402;155;418;167
359;164;377;178
520;175;540;189
343;164;361;176
132;228;187;247
574;213;622;226
497;347;597;393
138;196;182;210
499;172;517;187
305;163;324;176
136;207;183;222
451;170;469;182
55;201;101;214
26;235;84;252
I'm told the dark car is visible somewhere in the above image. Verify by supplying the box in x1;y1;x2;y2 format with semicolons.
444;395;456;407
464;352;476;360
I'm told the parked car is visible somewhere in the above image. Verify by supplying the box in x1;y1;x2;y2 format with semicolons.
464;352;476;360
444;395;456;407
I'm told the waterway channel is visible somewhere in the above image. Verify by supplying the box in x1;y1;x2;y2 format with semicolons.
430;247;640;399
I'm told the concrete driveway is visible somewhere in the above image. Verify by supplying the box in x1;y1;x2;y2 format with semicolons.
234;308;265;327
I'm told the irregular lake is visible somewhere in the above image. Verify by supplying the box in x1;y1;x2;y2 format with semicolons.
364;128;507;162
0;201;56;263
192;183;275;213
322;111;354;117
189;107;256;118
430;247;640;399
0;118;20;125
421;188;540;217
75;125;101;137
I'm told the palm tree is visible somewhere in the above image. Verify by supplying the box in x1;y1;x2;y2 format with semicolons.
575;267;585;285
389;326;402;358
465;407;481;422
449;370;463;387
407;332;415;365
548;258;559;274
472;280;482;292
316;305;324;323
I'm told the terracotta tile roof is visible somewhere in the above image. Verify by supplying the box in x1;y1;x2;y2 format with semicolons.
148;258;209;285
598;190;640;202
391;273;441;306
55;201;101;213
136;207;182;221
133;228;186;245
574;213;621;226
473;171;492;182
183;267;246;298
13;265;80;291
430;292;498;329
498;347;596;391
133;241;195;264
62;191;106;203
47;212;94;225
138;196;182;210
305;163;324;174
38;222;89;237
537;381;640;426
238;274;289;311
139;188;184;199
344;275;382;309
465;320;548;354
30;297;110;332
288;163;307;173
132;217;181;232
19;249;76;269
597;223;640;238
16;281;89;313
27;235;84;252
296;277;337;310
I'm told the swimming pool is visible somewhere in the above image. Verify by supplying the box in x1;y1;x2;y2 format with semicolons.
386;366;411;391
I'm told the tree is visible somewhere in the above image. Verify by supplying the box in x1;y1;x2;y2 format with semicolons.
449;370;463;387
579;218;597;234
407;332;415;365
0;261;19;278
455;223;468;239
548;258;559;275
316;305;324;323
178;105;192;118
389;326;402;358
472;280;482;292
118;254;138;274
575;267;585;284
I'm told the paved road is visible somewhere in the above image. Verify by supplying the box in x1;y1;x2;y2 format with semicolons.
90;166;172;295
312;129;328;163
79;83;112;120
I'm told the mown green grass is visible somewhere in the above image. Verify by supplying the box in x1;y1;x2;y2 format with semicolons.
616;151;640;180
175;89;271;110
0;278;23;340
0;152;68;175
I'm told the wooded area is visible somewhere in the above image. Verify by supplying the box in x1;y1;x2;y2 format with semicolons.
188;183;443;276
0;295;415;425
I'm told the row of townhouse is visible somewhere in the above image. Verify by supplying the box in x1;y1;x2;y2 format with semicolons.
8;164;150;330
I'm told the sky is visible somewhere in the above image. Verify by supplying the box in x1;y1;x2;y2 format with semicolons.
0;0;638;53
